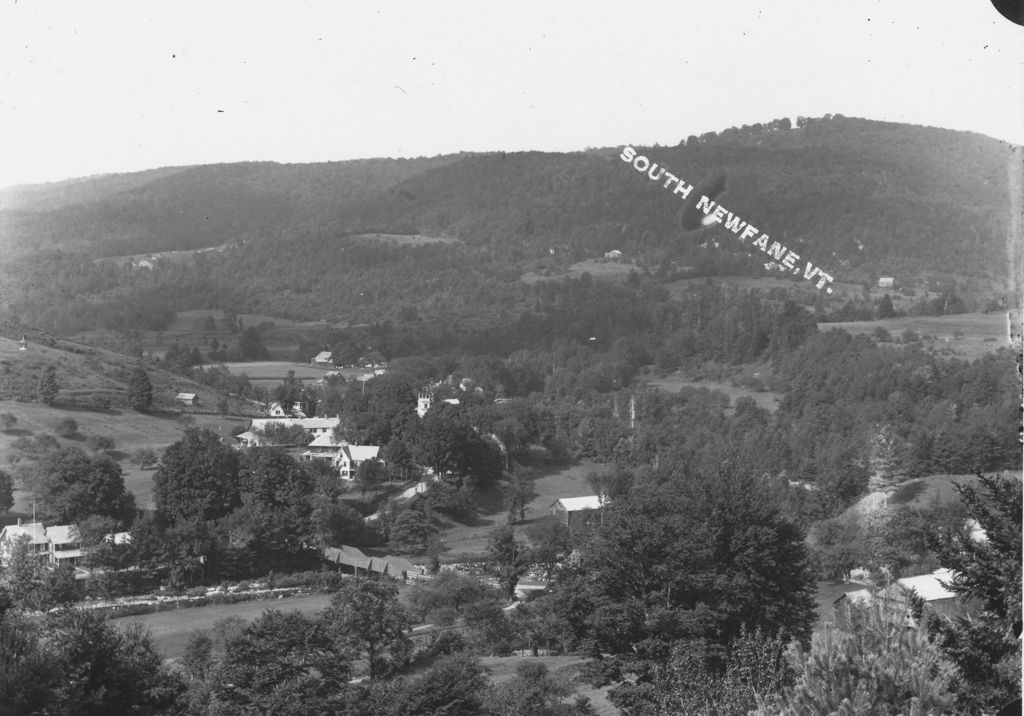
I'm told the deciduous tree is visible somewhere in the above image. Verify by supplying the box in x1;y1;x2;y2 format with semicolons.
154;428;241;524
321;577;411;680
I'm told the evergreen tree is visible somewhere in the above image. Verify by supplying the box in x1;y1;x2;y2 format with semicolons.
757;602;956;715
924;474;1022;713
125;366;153;410
876;293;896;319
487;524;530;603
36;365;58;405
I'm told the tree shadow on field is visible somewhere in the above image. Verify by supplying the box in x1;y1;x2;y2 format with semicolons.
889;479;927;505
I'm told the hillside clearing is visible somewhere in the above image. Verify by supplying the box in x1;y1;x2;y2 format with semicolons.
437;461;611;559
110;592;333;660
347;232;458;245
644;375;781;413
0;400;249;516
521;259;642;284
818;311;1010;362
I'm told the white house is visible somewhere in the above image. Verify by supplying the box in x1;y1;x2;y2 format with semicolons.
249;416;340;437
878;277;895;288
604;249;623;260
233;430;266;449
45;524;82;565
334;445;382;480
0;521;49;566
266;401;307;419
301;432;348;464
0;521;83;567
311;351;333;366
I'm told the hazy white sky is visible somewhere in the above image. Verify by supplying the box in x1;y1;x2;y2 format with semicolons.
1;1;1022;188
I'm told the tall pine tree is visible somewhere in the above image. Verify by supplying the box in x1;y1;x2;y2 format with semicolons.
126;366;153;410
36;365;58;406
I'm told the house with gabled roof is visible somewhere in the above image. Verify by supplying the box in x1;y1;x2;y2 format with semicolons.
301;432;348;464
311;351;333;366
334;445;381;480
45;524;82;565
0;521;49;565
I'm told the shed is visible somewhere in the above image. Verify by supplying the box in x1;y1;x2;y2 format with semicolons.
549;495;604;532
176;392;199;406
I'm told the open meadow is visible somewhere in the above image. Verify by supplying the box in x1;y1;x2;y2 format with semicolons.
0;400;249;517
818;311;1011;362
347;232;459;245
110;592;334;660
644;374;781;413
521;258;642;284
70;308;354;361
206;361;372;387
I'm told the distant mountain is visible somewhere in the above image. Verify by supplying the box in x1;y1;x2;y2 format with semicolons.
0;116;1018;335
0;156;464;257
2;118;1015;279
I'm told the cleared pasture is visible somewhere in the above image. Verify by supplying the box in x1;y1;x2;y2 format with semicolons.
521;259;642;284
818;311;1010;362
0;399;249;516
203;361;373;387
348;232;458;245
109;592;333;660
437;461;610;559
645;375;781;413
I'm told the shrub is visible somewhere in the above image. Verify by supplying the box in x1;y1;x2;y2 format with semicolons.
86;434;116;454
0;412;17;432
51;417;78;438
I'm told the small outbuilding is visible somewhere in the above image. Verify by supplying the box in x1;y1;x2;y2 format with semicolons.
549;495;605;533
176;392;200;407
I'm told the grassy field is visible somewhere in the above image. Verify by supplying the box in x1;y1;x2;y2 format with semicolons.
818;311;1011;362
109;592;334;660
644;374;781;413
437;461;611;559
664;274;866;300
480;655;620;714
70;309;351;362
521;259;642;284
348;232;459;246
113;596;620;712
206;361;372;387
93;242;237;268
0;400;250;516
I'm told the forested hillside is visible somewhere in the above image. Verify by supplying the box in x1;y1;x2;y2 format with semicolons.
0;116;1017;337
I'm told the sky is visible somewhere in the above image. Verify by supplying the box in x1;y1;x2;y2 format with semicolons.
1;1;1022;189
